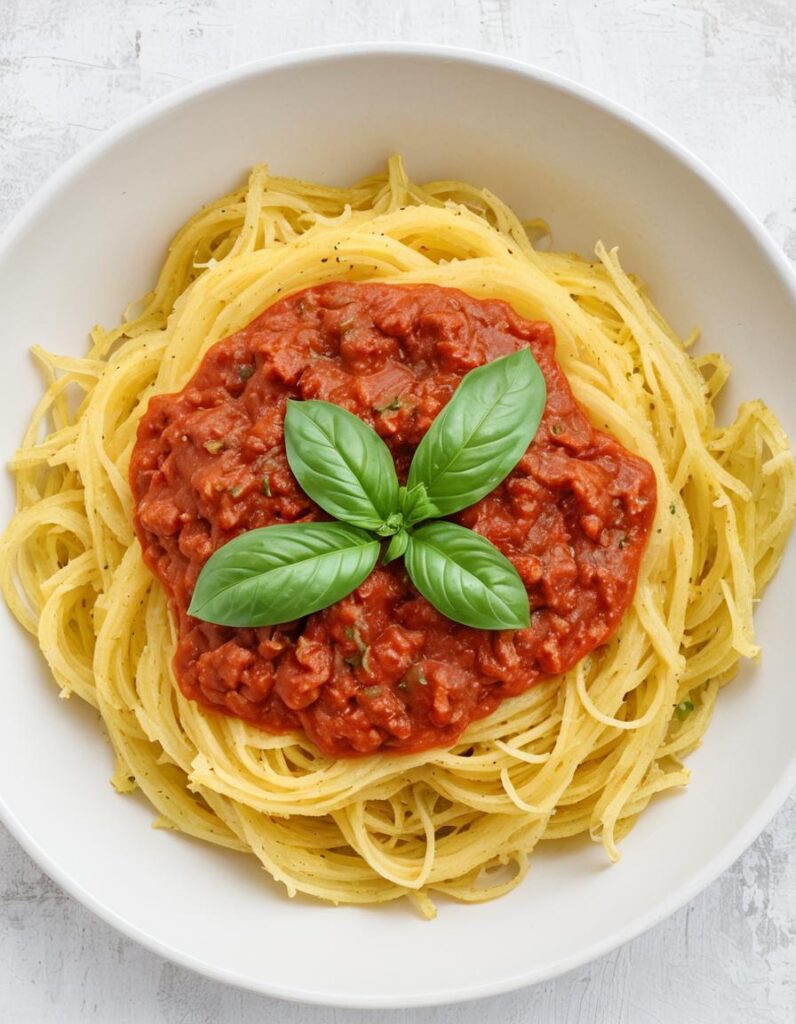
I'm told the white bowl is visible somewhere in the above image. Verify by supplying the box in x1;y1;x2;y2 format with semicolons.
0;44;794;1009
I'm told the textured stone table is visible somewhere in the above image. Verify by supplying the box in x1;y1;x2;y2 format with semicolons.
0;1;793;1021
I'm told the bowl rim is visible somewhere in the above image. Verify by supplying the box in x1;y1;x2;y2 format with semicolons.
0;41;794;1009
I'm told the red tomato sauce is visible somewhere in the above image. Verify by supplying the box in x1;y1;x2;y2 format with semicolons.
130;282;656;756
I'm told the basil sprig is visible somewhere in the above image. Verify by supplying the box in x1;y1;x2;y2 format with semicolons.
188;348;546;630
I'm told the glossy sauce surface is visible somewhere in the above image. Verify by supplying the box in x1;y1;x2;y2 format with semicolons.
130;283;656;755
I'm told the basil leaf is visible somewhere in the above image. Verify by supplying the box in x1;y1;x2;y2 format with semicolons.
188;522;379;627
285;399;400;532
383;529;409;563
407;349;546;515
404;522;530;630
399;483;440;527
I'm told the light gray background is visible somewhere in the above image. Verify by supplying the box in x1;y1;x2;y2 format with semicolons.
0;1;793;1021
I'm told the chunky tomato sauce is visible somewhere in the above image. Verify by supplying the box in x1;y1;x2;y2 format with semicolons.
130;283;656;756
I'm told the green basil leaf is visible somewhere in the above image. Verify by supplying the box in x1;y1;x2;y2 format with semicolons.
399;483;441;527
188;522;379;627
284;399;400;531
407;349;546;515
404;521;530;630
383;529;409;564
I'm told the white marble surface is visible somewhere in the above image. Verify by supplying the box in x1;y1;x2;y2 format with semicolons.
0;1;794;1021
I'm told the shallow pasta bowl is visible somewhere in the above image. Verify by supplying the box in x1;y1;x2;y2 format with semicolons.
0;43;794;1008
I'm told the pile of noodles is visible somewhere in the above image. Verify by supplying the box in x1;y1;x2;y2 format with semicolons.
2;157;793;917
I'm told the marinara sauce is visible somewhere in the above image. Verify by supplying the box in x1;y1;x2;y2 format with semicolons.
130;283;656;756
